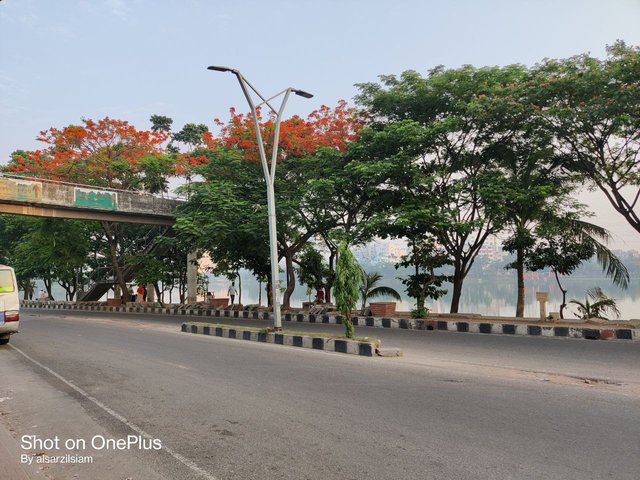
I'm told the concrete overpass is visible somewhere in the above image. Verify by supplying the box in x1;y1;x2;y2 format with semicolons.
0;174;179;225
0;174;199;302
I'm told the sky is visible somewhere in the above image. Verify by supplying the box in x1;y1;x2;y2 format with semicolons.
1;0;639;249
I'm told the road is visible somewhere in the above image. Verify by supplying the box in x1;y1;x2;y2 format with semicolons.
1;308;639;480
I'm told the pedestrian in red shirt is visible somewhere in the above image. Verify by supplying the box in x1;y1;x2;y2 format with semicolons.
136;284;145;304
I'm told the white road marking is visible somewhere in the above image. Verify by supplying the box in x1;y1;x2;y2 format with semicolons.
9;344;219;480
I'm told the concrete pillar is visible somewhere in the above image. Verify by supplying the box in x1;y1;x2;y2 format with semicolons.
187;251;198;304
146;283;155;303
536;292;549;320
114;285;121;300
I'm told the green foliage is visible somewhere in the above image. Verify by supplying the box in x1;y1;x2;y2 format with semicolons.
1;217;94;300
526;216;629;281
534;41;640;235
297;245;330;291
354;64;528;313
176;138;381;308
334;241;362;338
395;237;450;310
410;306;429;319
569;287;621;320
126;255;167;286
150;114;173;132
174;147;271;285
172;123;209;148
139;154;174;193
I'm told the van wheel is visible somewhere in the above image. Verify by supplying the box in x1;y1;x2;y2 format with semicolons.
0;337;9;345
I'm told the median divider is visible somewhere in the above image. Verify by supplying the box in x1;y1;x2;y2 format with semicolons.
180;322;384;357
22;301;640;342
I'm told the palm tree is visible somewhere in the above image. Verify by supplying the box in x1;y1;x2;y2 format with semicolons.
359;270;401;314
569;287;621;321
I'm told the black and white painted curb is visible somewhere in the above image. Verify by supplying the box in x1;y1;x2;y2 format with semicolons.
181;322;378;356
22;301;640;341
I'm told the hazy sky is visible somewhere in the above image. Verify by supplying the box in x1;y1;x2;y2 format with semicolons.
1;0;639;248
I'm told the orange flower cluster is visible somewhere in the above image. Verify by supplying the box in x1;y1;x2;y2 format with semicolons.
8;117;170;188
174;153;209;176
205;100;363;164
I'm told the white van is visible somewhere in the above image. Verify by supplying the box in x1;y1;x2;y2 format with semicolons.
0;265;20;345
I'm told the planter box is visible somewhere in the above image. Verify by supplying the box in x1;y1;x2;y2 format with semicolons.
106;298;122;306
369;302;396;317
209;298;229;308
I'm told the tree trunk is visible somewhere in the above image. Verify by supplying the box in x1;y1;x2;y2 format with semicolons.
102;221;128;305
282;250;295;310
554;270;567;319
325;249;336;304
516;247;525;317
179;269;187;303
154;282;163;306
45;277;54;301
416;264;427;310
449;260;465;314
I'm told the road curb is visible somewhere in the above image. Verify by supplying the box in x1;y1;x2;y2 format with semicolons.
181;322;378;357
23;301;640;342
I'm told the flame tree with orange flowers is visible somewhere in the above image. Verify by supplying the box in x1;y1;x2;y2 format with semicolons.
5;117;175;303
175;101;384;309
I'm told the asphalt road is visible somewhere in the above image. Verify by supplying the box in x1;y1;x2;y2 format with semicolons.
1;308;639;480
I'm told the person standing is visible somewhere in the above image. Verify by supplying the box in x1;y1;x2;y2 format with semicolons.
136;284;145;304
227;282;237;305
38;289;47;302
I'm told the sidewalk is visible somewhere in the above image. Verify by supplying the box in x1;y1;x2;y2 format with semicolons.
0;420;31;480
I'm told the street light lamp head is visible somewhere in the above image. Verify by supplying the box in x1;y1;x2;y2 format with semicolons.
207;65;238;74
292;89;314;99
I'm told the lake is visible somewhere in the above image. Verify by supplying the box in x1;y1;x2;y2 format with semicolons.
207;270;640;320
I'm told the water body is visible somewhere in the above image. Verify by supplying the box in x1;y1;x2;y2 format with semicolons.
209;271;640;321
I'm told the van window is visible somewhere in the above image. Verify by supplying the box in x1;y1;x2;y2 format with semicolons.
0;270;15;292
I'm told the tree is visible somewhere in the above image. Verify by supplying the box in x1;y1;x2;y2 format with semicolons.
355;65;529;313
178;102;365;309
487;140;567;317
537;42;640;235
150;114;173;132
358;270;401;314
126;255;168;304
0;215;38;298
334;241;361;339
174;147;272;301
297;245;330;292
5;218;93;301
207;101;362;162
524;215;629;318
569;287;621;320
395;237;450;314
5;117;171;189
4;117;174;303
172;123;209;151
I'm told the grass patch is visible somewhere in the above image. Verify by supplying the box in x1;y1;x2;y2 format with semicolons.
186;322;378;344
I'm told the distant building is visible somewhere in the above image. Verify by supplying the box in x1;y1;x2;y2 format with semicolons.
477;236;505;262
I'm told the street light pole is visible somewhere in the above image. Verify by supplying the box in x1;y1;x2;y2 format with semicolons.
207;66;313;330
